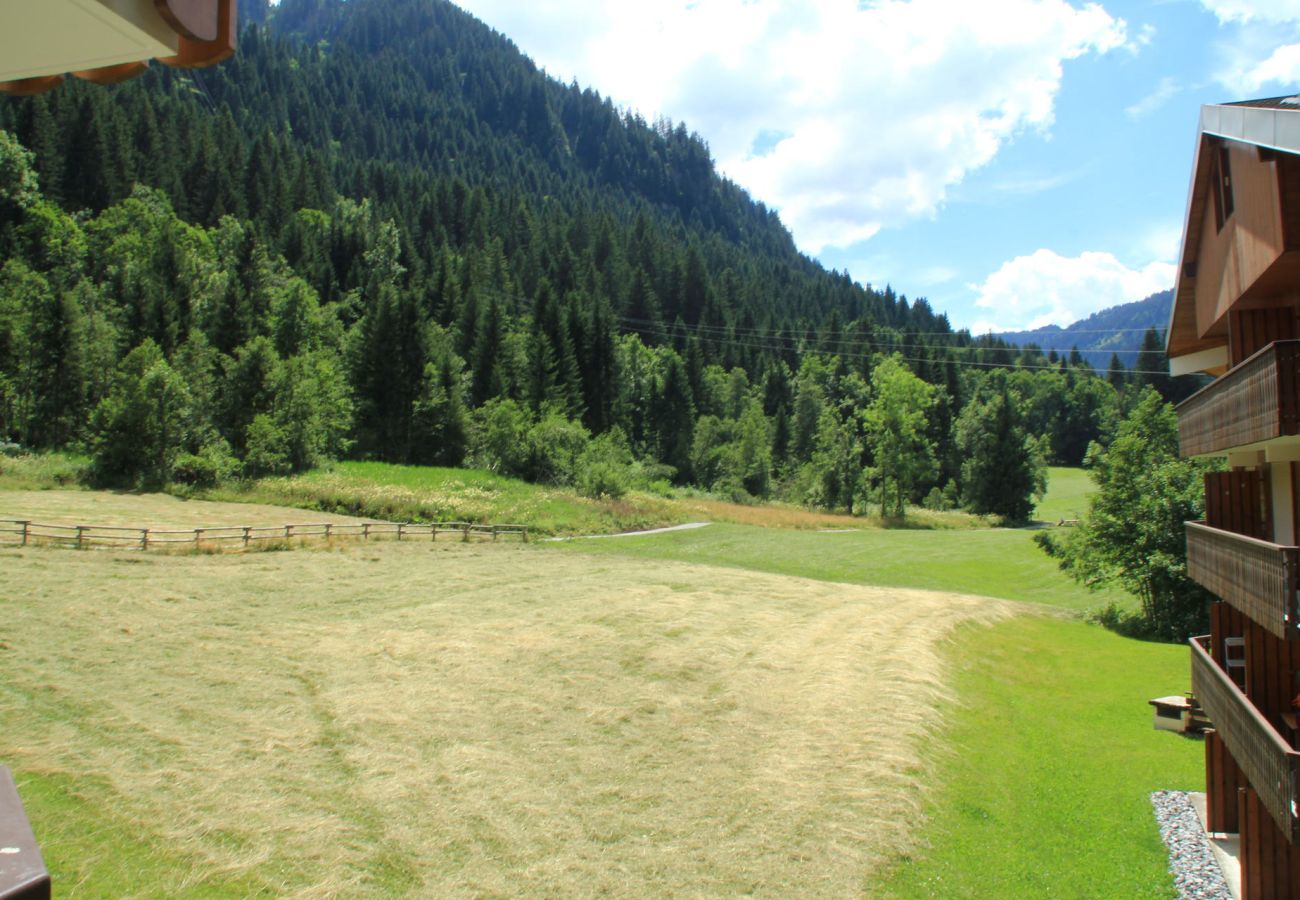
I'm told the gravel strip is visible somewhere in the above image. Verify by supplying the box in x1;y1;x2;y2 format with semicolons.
1152;790;1232;899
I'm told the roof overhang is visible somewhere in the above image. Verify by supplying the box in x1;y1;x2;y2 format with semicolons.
0;0;236;94
1167;100;1300;360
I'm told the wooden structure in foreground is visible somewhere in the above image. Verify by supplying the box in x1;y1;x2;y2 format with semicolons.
0;767;49;900
1167;96;1300;898
0;0;237;96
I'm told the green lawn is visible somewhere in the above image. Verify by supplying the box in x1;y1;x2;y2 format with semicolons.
1036;466;1096;523
555;521;1130;611
872;615;1200;897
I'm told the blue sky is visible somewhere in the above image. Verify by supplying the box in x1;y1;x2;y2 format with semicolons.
448;0;1300;333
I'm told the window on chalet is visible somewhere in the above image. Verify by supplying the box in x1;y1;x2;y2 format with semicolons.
1212;143;1234;232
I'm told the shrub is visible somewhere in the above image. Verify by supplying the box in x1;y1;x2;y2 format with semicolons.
576;429;635;499
173;440;239;488
243;414;291;478
525;412;590;485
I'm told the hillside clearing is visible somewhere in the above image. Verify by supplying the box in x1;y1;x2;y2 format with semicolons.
1;541;1016;896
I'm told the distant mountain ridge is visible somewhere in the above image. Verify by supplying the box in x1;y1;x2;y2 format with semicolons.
993;289;1173;370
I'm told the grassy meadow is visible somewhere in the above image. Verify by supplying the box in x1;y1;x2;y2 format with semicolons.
0;463;1199;896
1035;465;1097;523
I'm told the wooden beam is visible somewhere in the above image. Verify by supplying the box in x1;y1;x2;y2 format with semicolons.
0;75;64;96
72;61;149;85
154;0;221;42
159;0;236;68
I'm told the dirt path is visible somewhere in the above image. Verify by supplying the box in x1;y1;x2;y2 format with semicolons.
547;520;712;540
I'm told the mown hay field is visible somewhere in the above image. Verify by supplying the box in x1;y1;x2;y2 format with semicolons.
0;489;378;529
0;537;1016;896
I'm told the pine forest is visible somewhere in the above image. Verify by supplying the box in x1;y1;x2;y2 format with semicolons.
0;0;1198;520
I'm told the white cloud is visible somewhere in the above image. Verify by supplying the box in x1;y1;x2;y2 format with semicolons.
1125;76;1181;120
451;0;1128;255
968;249;1175;332
1199;1;1300;24
1224;41;1300;93
1196;1;1300;94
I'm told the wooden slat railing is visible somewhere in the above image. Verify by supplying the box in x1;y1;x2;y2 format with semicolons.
1186;522;1300;639
1191;635;1300;842
0;519;528;551
1176;339;1300;457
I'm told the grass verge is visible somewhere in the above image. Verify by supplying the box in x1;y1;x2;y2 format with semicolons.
196;461;686;537
872;614;1200;897
0;452;88;490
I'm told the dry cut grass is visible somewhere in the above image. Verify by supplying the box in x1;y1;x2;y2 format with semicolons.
1;541;1016;896
0;489;379;529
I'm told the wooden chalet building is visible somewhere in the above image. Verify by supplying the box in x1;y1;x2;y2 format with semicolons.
1167;96;1300;897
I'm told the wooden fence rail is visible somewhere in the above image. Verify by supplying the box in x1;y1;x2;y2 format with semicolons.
0;518;528;551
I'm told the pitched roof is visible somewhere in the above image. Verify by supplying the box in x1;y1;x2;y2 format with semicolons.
1166;98;1300;357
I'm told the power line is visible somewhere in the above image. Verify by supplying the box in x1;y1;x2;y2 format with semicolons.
616;315;1158;356
617;319;1177;376
465;286;1176;374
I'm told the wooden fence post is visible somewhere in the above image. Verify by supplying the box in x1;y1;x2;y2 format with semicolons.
492;525;499;542
324;523;332;541
285;525;294;540
141;528;149;551
462;523;471;542
19;521;28;547
195;528;204;548
75;526;85;550
397;523;405;541
363;523;370;540
243;526;251;547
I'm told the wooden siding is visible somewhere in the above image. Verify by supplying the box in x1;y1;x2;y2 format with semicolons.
1187;522;1300;639
1208;601;1300;731
1232;307;1299;366
1207;730;1246;834
1282;153;1300;253
1191;635;1300;843
1194;143;1287;336
1240;786;1300;899
1176;339;1300;457
1205;469;1273;539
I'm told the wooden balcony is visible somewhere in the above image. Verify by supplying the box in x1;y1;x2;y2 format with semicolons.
1191;635;1300;842
1186;522;1300;640
1176;339;1300;457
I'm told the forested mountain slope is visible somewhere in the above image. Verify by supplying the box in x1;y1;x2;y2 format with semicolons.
994;290;1174;370
0;0;1183;516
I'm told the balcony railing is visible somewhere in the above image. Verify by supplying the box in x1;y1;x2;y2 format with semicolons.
1176;339;1300;457
1191;635;1300;842
1186;522;1300;640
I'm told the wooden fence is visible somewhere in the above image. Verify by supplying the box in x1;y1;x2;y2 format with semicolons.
0;518;527;551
